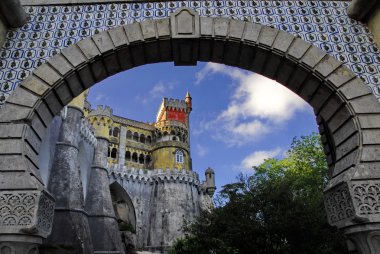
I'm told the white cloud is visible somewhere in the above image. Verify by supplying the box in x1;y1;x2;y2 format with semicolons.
149;81;177;98
194;63;311;146
195;144;208;157
240;148;282;171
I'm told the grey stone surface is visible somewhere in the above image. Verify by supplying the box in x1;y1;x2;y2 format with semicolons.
347;0;377;20
85;138;124;253
1;9;380;253
44;107;93;254
0;0;27;28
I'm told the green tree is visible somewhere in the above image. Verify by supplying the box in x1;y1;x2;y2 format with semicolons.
171;133;347;254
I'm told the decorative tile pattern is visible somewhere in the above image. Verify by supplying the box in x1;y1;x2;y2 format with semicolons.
0;1;379;104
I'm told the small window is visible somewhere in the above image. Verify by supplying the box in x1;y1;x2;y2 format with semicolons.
175;150;184;164
113;127;119;137
111;148;117;159
126;130;132;139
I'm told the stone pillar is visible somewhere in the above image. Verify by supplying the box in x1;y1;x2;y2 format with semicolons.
85;137;124;253
324;179;380;254
0;0;28;27
118;126;127;167
43;106;93;254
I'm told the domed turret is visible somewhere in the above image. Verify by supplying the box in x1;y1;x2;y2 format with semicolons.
205;167;216;196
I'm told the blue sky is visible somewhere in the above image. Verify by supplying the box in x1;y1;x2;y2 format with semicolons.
88;62;318;189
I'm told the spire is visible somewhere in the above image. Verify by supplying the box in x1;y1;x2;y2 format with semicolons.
185;91;192;112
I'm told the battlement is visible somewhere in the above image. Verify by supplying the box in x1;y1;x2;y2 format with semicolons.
89;105;113;118
163;98;187;110
108;165;201;185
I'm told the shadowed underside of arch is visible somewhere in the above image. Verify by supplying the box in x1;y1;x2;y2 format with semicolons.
1;7;380;236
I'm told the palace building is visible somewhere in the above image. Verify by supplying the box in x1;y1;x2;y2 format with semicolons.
39;90;216;253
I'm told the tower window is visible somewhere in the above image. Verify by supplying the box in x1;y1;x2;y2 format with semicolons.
175;150;184;164
111;148;117;159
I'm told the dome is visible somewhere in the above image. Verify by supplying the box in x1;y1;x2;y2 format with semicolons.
205;167;214;174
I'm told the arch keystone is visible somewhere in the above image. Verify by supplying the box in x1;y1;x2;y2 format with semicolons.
171;7;200;39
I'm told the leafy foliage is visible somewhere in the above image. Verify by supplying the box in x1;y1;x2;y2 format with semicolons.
170;133;347;254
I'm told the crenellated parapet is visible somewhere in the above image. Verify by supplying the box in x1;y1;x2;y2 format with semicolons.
108;165;201;186
80;117;97;147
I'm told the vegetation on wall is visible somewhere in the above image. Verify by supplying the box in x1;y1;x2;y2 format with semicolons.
170;133;347;254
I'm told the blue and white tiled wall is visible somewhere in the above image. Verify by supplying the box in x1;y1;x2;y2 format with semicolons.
0;0;379;104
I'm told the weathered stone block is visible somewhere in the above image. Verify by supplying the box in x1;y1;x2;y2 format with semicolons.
309;85;333;112
315;55;341;78
44;91;63;115
319;94;344;121
298;76;321;102
171;8;200;39
327;106;352;132
141;19;157;40
77;64;96;88
6;87;39;108
285;66;309;92
200;17;213;37
116;47;134;70
243;22;261;44
338;78;372;100
55;81;73;105
228;19;245;41
35;102;53;127
358;115;380;129
34;64;62;87
30;113;46;138
48;54;73;76
0;123;24;138
349;95;380;114
21;75;50;96
77;37;101;59
273;30;295;53
124;23;144;44
65;73;84;97
61;45;87;68
327;65;356;88
361;145;380;162
93;31;114;53
301;46;326;68
108;26;129;48
103;54;121;75
258;26;278;47
333;149;359;176
287;38;311;60
0;104;31;123
362;130;380;145
333;119;358;146
156;18;170;38
276;58;296;85
335;133;359;160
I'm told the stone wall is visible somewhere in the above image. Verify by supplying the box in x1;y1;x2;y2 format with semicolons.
109;167;212;252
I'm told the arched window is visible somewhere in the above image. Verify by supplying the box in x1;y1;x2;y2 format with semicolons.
140;134;145;144
146;136;152;144
126;130;132;139
145;155;151;165
133;132;139;141
109;128;112;136
175;150;184;164
132;152;138;162
113;127;119;137
139;154;145;164
172;136;177;141
125;151;131;161
111;148;117;159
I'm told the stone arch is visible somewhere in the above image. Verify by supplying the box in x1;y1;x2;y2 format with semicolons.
126;130;132;139
109;181;137;233
1;7;380;249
